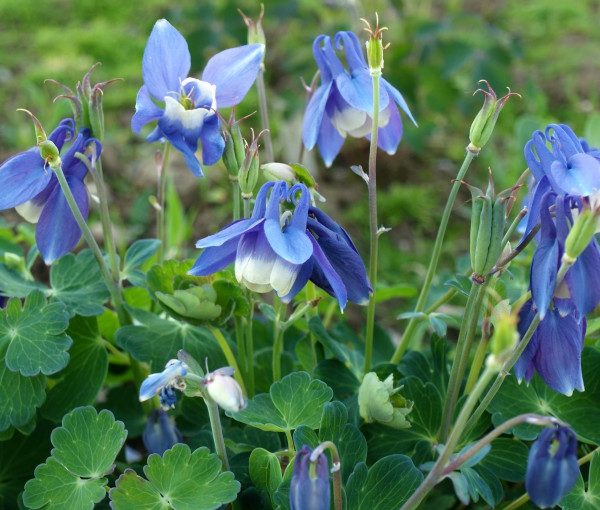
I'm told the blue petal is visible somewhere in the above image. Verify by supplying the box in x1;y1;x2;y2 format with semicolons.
311;35;334;82
548;154;600;196
195;218;263;249
308;234;348;311
565;240;600;315
373;102;403;155
302;82;333;150
189;237;238;276
132;85;164;133
546;124;584;161
519;177;551;242
334;31;367;72
61;130;97;180
142;19;191;99
251;181;277;219
36;176;88;264
199;114;225;166
143;409;182;455
532;307;584;395
307;218;371;305
48;119;75;149
317;112;345;167
201;44;264;108
528;130;557;179
281;258;314;303
382;78;417;126
139;360;187;402
530;195;559;318
514;300;538;384
0;148;52;210
335;68;389;113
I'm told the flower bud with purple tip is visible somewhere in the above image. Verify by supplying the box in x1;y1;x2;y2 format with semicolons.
204;366;246;413
143;409;182;455
290;445;330;510
525;426;579;508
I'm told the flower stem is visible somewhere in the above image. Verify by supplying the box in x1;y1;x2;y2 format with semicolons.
245;296;255;396
439;280;487;441
391;148;478;364
401;364;497;510
285;430;295;452
231;179;241;221
207;325;247;396
363;70;381;374
272;297;287;381
51;163;126;325
256;65;274;162
234;316;247;382
311;441;343;510
157;143;171;264
205;397;230;470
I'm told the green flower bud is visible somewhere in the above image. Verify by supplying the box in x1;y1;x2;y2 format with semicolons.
239;5;266;50
564;209;599;263
261;162;296;182
362;15;387;75
155;285;222;324
467;174;508;281
358;372;413;429
490;309;518;357
239;134;261;198
468;80;520;152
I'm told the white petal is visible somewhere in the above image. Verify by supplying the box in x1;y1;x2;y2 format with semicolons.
331;106;367;137
15;200;43;223
163;95;211;131
270;257;300;296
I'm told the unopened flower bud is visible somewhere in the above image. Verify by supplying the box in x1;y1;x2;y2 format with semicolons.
290;445;330;510
239;6;266;50
358;372;412;429
261;162;296;182
490;310;518;357
564;208;599;263
204;367;246;413
469;80;520;152
363;15;386;75
239;136;261;198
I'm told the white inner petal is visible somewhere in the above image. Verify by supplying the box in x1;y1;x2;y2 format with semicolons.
331;107;367;137
270;257;300;297
181;77;217;110
15;200;43;224
163;96;211;131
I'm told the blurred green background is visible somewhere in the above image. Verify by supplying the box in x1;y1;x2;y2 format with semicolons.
1;0;600;322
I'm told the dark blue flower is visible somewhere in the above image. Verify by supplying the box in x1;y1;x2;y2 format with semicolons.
139;359;188;409
132;19;264;177
143;409;182;455
0;119;101;264
289;445;330;510
302;31;415;167
189;181;371;310
525;426;579;508
515;299;585;396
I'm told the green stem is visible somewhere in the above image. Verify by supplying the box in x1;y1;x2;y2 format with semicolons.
231;179;241;221
51;163;126;324
500;207;527;250
245;297;255;396
243;196;252;218
205;397;230;470
234;316;247;382
311;441;343;510
285;430;295;452
157;143;171;264
363;70;381;374
92;158;120;284
391;148;478;363
207;326;247;396
401;364;497;510
256;65;274;162
464;334;489;394
439;281;486;440
272;297;286;381
425;288;458;314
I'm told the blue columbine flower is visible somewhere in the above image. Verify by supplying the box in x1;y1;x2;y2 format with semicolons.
143;409;182;455
132;19;264;177
515;298;585;396
0;118;101;264
525;426;579;508
302;31;415;167
289;445;330;510
139;359;188;409
189;180;371;310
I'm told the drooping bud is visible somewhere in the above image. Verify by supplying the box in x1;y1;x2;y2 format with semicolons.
489;306;518;357
143;409;182;455
468;80;520;152
525;426;579;508
362;14;387;75
290;445;331;510
239;5;266;50
203;367;246;413
358;372;413;429
564;206;600;263
261;162;296;182
467;173;509;283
